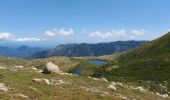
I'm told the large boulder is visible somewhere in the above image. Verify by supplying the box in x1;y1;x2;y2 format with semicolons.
42;62;60;74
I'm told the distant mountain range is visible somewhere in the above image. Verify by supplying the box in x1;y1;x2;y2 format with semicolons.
28;41;147;58
0;45;44;58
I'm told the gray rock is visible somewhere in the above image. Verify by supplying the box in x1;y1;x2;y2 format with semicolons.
108;84;117;91
156;92;169;98
0;83;8;92
42;62;60;74
15;93;29;98
32;78;51;85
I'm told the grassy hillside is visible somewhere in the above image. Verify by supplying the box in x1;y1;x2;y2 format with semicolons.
0;56;163;99
115;32;170;81
93;32;170;94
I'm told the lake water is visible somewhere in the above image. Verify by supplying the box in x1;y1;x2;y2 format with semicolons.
74;60;107;75
89;60;107;65
75;67;85;75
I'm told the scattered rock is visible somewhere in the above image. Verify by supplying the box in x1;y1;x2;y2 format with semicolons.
0;66;6;69
14;66;23;68
108;84;117;91
156;92;169;98
32;78;70;86
59;72;78;76
32;78;42;83
50;79;71;85
42;62;60;74
118;94;128;100
111;82;116;86
43;79;51;85
101;77;108;82
32;78;51;85
133;86;146;92
28;86;37;91
80;86;90;91
116;82;123;87
65;58;70;60
0;83;8;92
15;93;29;98
32;67;38;70
10;69;18;72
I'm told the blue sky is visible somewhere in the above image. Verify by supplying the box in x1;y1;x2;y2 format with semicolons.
0;0;170;47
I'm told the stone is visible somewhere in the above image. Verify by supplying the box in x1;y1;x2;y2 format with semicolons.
0;83;8;92
32;78;51;85
156;92;169;98
108;84;117;91
101;77;108;82
111;82;116;86
32;78;42;83
14;66;23;68
32;67;38;70
133;86;146;92
15;93;29;98
42;62;60;74
43;79;51;85
116;82;123;87
0;66;6;69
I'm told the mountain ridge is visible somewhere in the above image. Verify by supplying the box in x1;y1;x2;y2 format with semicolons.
29;40;147;58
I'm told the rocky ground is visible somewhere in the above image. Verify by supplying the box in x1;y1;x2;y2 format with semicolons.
0;56;169;100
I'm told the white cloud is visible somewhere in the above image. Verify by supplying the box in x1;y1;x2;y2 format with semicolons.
15;37;44;42
112;29;126;37
0;32;44;42
0;32;15;41
44;31;56;37
44;28;74;37
130;29;146;39
89;29;126;38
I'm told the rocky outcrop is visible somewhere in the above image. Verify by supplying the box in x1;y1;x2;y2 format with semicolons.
42;62;60;74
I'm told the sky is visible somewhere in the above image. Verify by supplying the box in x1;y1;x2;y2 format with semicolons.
0;0;170;47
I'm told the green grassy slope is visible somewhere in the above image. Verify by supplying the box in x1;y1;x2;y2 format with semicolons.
110;32;170;91
0;56;161;99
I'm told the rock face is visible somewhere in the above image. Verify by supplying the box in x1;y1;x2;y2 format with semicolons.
0;83;8;92
42;62;60;74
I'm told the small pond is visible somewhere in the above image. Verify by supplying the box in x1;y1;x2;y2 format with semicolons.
74;60;107;75
75;67;85;76
89;60;107;65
